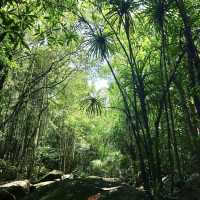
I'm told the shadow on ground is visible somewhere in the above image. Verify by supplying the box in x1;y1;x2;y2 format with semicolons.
22;177;144;200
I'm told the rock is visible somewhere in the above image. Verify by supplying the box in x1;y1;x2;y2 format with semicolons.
34;180;58;189
87;176;102;179
101;185;145;200
86;176;121;183
102;177;121;183
84;176;121;189
29;185;36;193
23;178;102;200
23;177;145;200
0;180;31;199
101;186;121;192
0;189;16;200
135;173;143;187
61;174;74;180
39;170;63;182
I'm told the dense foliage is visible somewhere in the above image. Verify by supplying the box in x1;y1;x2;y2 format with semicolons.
0;0;200;199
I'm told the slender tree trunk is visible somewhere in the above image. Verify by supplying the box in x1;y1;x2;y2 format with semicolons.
0;65;8;90
168;92;183;182
175;0;200;116
174;78;198;151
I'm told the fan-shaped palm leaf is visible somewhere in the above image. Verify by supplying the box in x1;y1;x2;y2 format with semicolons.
107;0;139;31
84;28;113;59
142;0;170;31
81;95;103;116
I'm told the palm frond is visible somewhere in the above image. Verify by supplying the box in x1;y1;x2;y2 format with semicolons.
81;95;103;116
107;0;139;30
84;28;113;59
142;0;169;31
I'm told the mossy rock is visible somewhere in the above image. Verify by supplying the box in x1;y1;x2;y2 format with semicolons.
0;189;16;200
39;170;63;182
0;180;31;200
100;185;145;200
23;177;144;200
23;179;101;200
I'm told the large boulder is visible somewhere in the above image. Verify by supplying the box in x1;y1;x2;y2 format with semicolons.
39;170;63;182
100;184;145;200
85;176;121;187
34;180;59;189
0;189;16;200
61;174;74;180
23;177;145;200
0;180;31;199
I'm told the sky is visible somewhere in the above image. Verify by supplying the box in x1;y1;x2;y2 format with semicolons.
94;79;109;91
88;78;109;92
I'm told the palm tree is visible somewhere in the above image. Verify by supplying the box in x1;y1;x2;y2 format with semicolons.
81;95;103;116
81;13;153;199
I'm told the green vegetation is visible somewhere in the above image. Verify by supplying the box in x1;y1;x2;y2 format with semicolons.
0;0;200;199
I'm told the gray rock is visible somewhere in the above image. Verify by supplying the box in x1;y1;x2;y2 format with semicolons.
0;189;16;200
0;180;31;199
39;170;63;182
61;174;74;180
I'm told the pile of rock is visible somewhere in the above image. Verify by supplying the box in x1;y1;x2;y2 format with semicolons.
0;180;31;200
0;170;73;200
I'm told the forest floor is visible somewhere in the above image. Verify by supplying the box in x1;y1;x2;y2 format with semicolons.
0;169;145;200
1;172;200;200
22;176;145;200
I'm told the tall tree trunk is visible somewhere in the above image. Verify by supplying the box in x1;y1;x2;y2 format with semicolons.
175;0;200;116
174;78;198;151
168;92;183;182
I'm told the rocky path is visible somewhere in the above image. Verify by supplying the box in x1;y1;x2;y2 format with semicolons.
23;177;144;200
1;172;200;200
0;172;144;200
